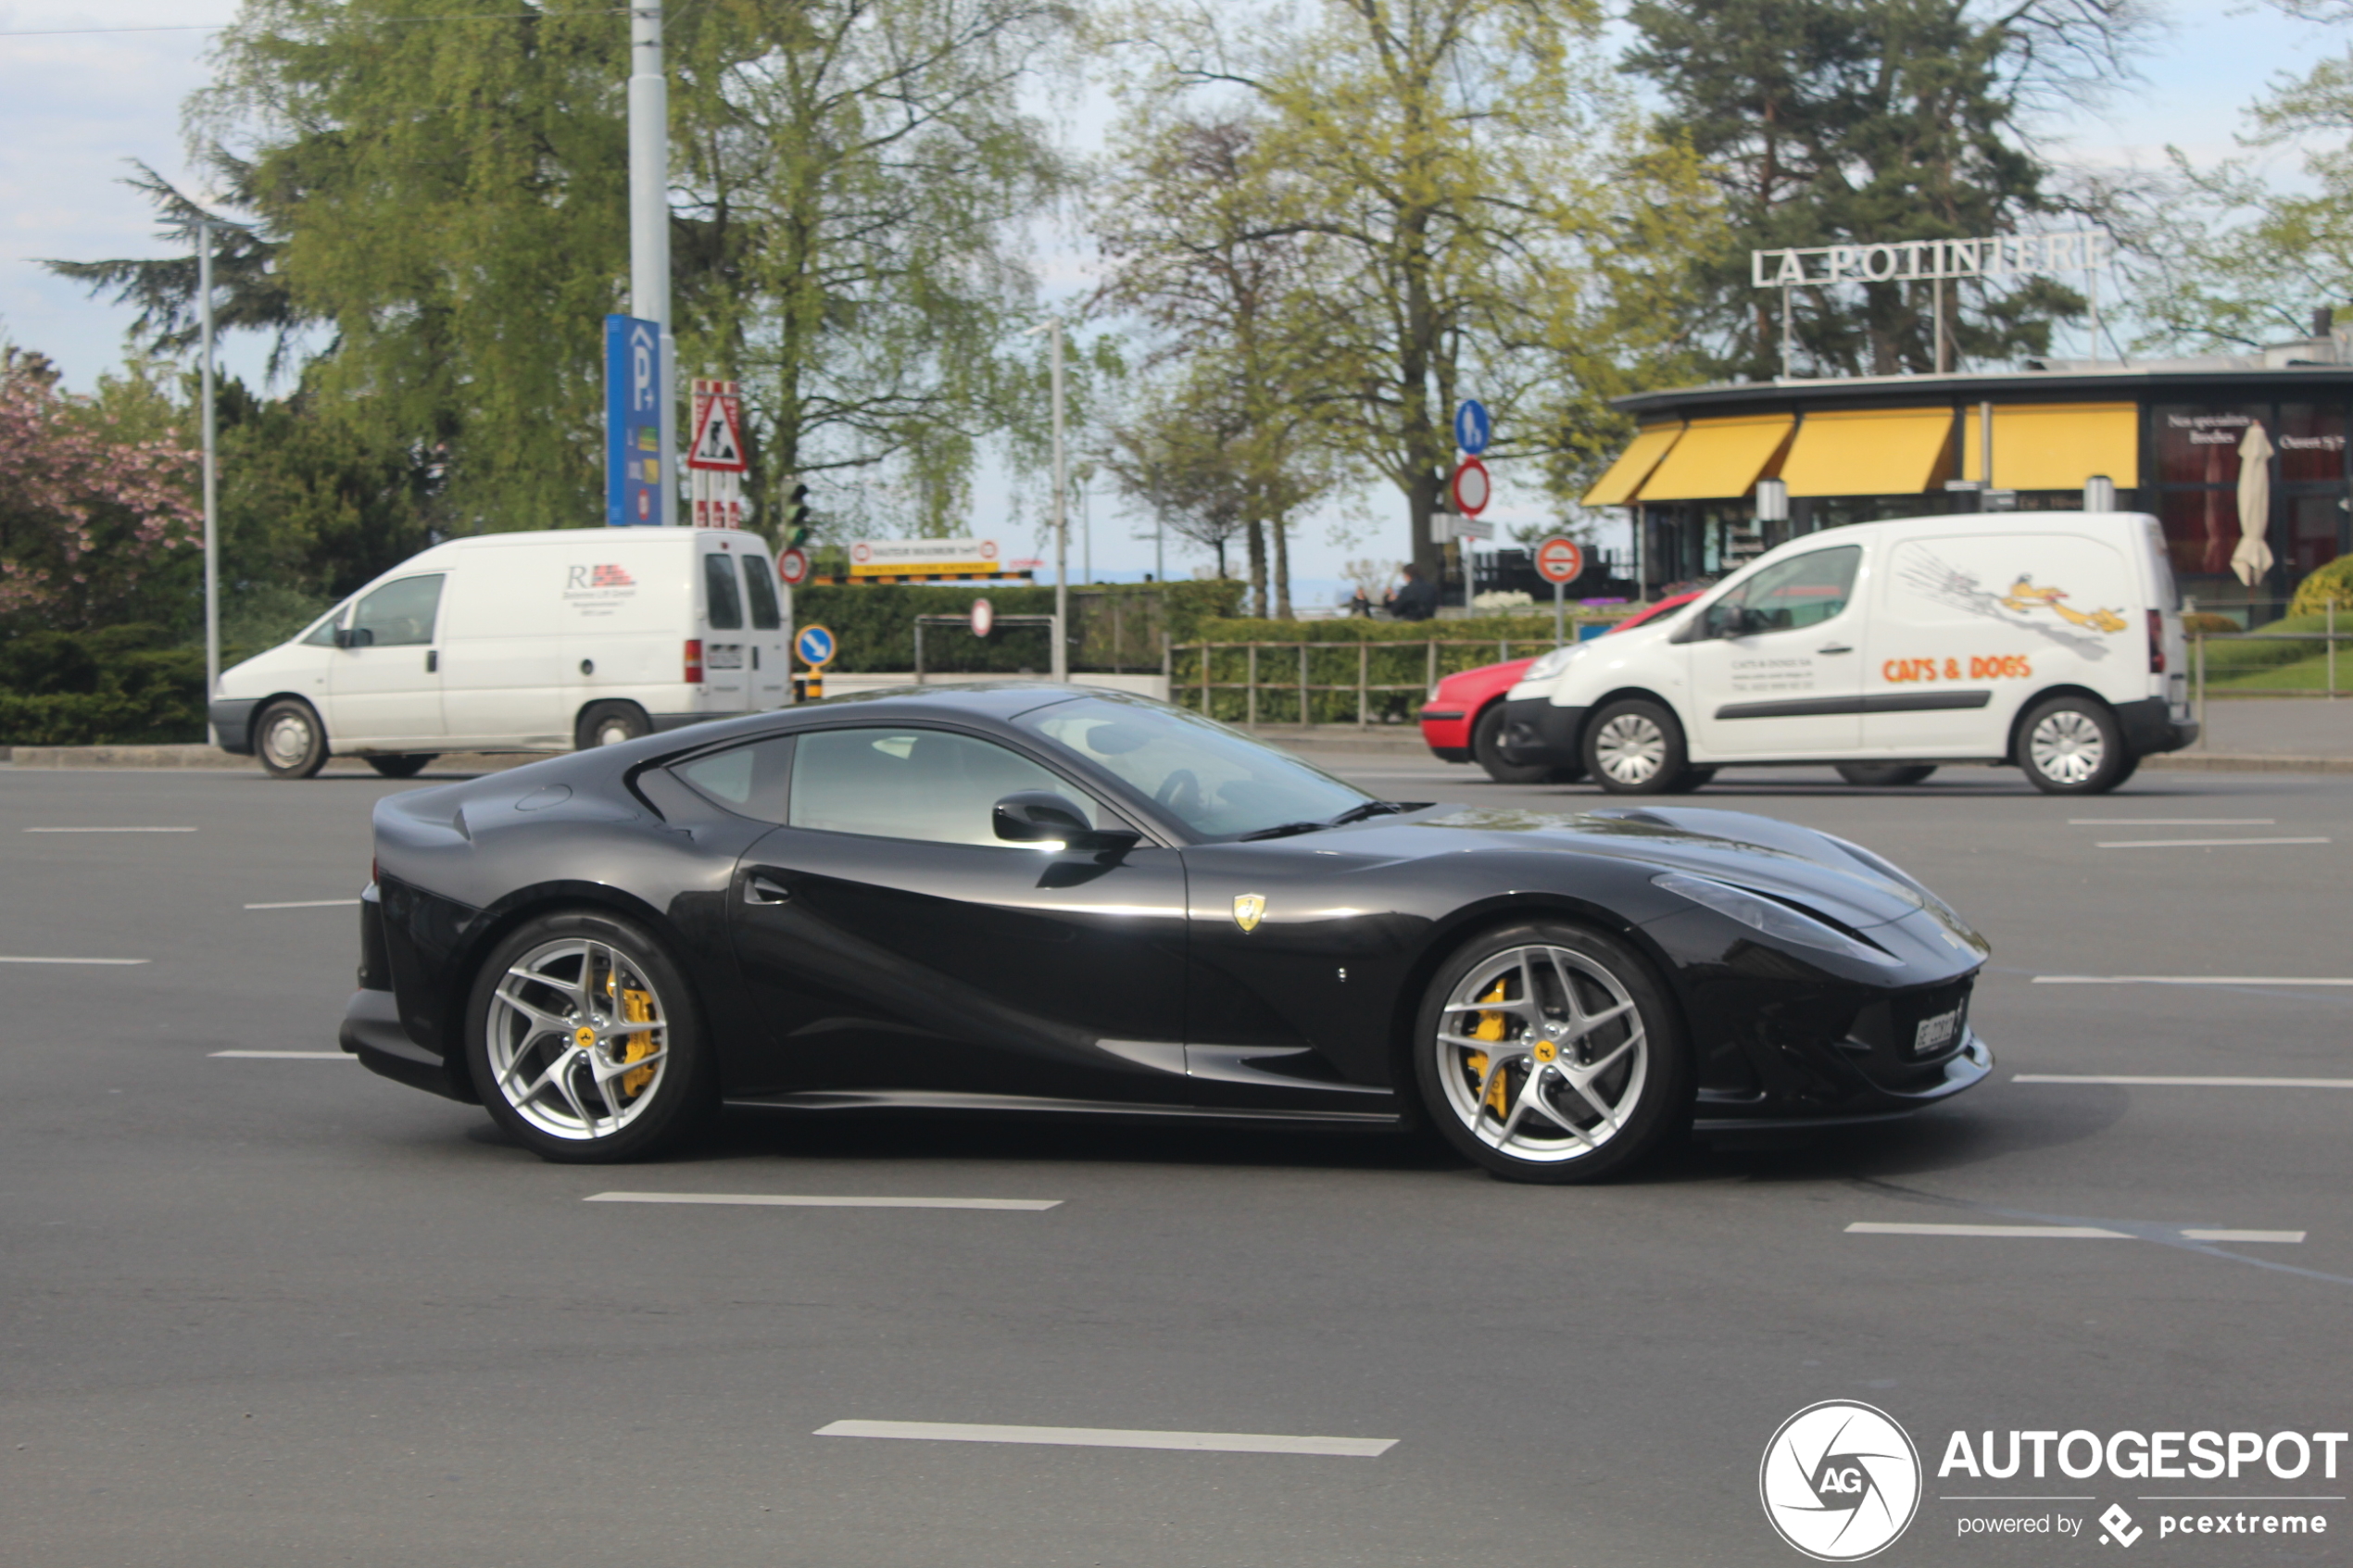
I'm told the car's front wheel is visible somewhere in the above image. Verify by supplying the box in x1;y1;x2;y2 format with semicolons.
1582;698;1693;795
255;698;329;780
1412;922;1690;1183
1472;703;1582;785
465;911;713;1162
2019;697;2129;794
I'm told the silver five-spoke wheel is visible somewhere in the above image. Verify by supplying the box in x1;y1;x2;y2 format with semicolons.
485;936;673;1141
1433;943;1650;1165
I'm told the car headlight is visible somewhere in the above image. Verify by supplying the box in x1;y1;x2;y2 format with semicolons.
1521;645;1580;683
1652;872;1900;966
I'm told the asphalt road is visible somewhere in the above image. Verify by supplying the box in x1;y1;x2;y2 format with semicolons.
4;756;2347;1566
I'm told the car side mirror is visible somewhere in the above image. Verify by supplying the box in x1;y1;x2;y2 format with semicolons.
993;791;1142;853
333;626;372;649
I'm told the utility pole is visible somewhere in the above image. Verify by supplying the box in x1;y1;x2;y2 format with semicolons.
1027;319;1068;680
628;1;675;523
198;220;220;740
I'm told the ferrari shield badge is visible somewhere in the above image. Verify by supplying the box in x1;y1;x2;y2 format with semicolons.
1232;893;1266;934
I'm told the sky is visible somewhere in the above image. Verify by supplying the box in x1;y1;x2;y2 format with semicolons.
0;0;2338;604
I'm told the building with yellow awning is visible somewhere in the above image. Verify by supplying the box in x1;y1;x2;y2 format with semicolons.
1583;350;2353;618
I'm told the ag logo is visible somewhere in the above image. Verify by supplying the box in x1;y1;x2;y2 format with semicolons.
1231;893;1266;933
1759;1400;1921;1562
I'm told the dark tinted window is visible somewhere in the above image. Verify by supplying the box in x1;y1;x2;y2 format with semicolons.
1019;696;1370;839
673;735;794;822
350;575;444;647
743;556;783;630
703;554;745;631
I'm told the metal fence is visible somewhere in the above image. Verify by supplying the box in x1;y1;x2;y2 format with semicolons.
1168;636;1581;727
2190;606;2348;742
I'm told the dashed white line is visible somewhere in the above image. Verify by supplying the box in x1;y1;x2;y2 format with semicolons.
2095;836;2330;849
2181;1229;2308;1244
2032;975;2353;986
0;956;149;966
813;1420;1397;1457
2017;1073;2353;1088
2067;818;2276;826
1847;1222;2303;1244
209;1050;352;1060
244;899;362;910
584;1192;1063;1211
22;826;196;834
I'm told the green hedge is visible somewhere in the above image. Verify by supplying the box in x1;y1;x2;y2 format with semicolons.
790;579;1246;673
2288;556;2353;618
0;627;228;746
1170;616;1596;726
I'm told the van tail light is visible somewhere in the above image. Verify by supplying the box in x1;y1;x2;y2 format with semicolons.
685;638;705;684
2147;609;2166;674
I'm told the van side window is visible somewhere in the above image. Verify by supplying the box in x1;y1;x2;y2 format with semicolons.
1718;546;1860;633
301;601;351;646
704;554;745;631
349;576;445;647
742;558;783;630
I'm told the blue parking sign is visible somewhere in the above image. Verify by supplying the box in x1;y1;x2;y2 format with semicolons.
605;314;662;526
796;624;837;668
1453;399;1491;456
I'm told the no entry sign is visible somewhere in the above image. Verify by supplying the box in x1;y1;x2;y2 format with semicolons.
1449;457;1491;517
1534;536;1586;584
777;546;811;586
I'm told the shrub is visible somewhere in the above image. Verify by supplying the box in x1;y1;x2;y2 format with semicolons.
789;579;1245;673
2287;556;2353;619
0;625;222;745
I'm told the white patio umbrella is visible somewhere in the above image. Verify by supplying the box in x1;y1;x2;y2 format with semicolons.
2232;421;2276;587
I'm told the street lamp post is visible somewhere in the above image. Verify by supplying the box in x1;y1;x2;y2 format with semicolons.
628;1;675;523
1027;319;1068;680
197;220;220;741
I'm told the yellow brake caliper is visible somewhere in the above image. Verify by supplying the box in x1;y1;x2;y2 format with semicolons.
604;969;661;1098
1465;979;1513;1116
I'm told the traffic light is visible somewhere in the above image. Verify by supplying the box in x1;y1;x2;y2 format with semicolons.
782;483;812;548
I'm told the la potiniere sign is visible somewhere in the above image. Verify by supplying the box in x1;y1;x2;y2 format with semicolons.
604;314;663;527
1751;230;2110;288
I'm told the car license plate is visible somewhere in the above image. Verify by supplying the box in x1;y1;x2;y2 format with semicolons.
1912;1005;1963;1056
706;645;745;670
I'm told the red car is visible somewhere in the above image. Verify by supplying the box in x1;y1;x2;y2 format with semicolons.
1419;593;1702;783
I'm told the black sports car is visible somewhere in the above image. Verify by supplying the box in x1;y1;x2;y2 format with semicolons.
341;683;1993;1183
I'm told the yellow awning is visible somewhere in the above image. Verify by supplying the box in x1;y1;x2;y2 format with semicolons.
1580;422;1684;507
1633;414;1796;501
1778;408;1955;497
1961;402;2140;491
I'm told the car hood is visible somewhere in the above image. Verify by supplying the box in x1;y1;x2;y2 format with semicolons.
1344;803;1980;940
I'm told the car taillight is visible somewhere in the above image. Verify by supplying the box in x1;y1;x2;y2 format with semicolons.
685;638;704;684
2147;609;2165;674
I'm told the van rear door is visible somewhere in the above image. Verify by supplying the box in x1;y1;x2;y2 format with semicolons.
701;547;752;712
739;551;791;709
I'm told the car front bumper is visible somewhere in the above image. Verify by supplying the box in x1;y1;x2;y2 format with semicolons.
1417;709;1472;762
1499;696;1586;767
208;697;260;755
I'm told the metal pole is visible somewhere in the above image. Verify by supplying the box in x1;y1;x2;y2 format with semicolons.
1933;276;1945;374
913;621;925;685
2087;264;2100;369
1081;479;1091;585
1979;399;1994;510
2196;632;2208;746
1030;319;1068;680
628;1;674;524
199;220;220;741
2331;601;2338;699
1554;578;1565;647
1780;286;1793;379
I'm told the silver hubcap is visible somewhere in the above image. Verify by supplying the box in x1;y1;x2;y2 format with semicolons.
262;712;313;768
2029;710;2105;784
595;720;635;746
1593;713;1667;784
1434;944;1649;1164
486;938;672;1140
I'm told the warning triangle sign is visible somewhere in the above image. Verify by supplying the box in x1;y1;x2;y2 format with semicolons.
686;387;749;472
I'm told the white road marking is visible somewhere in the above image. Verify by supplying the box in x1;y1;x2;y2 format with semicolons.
244;899;362;910
22;826;196;834
0;956;149;966
2032;975;2353;986
584;1192;1062;1211
2067;818;2276;826
813;1420;1397;1457
1847;1222;2302;1244
209;1050;352;1060
2095;836;2330;849
2017;1073;2353;1088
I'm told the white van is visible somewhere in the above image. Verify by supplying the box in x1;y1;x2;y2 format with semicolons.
1500;510;2197;796
210;529;792;778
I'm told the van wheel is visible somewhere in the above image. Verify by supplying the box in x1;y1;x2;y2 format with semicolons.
365;755;434;779
577;702;652;750
1472;704;1583;784
256;699;330;780
2020;697;2128;794
1583;699;1692;795
1837;763;1938;787
1662;767;1716;793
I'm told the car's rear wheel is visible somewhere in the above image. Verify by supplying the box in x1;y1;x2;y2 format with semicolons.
576;701;652;750
365;754;434;779
465;911;713;1162
1412;921;1690;1184
2019;697;2128;795
1471;703;1582;785
1583;698;1693;795
1836;763;1938;787
256;698;330;780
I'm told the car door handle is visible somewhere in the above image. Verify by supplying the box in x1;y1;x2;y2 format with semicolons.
426;650;438;673
745;874;792;905
1817;644;1854;655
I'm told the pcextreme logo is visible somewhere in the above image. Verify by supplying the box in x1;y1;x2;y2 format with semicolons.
1761;1400;1923;1562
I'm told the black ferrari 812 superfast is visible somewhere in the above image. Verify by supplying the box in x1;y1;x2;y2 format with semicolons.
341;684;1992;1182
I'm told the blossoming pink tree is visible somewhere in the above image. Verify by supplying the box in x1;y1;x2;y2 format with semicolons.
0;349;201;633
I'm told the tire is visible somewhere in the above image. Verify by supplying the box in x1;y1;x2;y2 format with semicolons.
1836;763;1938;787
1662;767;1717;793
2019;696;2129;795
576;701;653;751
464;909;715;1163
1471;703;1583;785
1582;698;1692;795
365;754;434;779
255;698;330;780
1411;921;1691;1184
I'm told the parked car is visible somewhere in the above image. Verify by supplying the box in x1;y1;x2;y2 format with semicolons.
1420;594;1702;783
210;529;792;779
341;683;1991;1183
1500;511;2196;796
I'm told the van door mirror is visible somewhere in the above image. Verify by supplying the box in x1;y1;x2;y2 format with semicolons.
333;626;373;650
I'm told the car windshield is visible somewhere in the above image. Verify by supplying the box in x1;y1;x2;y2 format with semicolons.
1020;696;1373;840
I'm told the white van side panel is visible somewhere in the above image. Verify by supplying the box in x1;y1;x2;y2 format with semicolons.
1864;527;2139;756
441;545;570;747
555;535;698;732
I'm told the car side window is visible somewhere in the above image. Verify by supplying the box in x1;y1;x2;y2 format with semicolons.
673;735;794;822
1718;546;1860;633
704;554;746;631
789;727;1097;847
742;557;783;631
349;575;445;647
